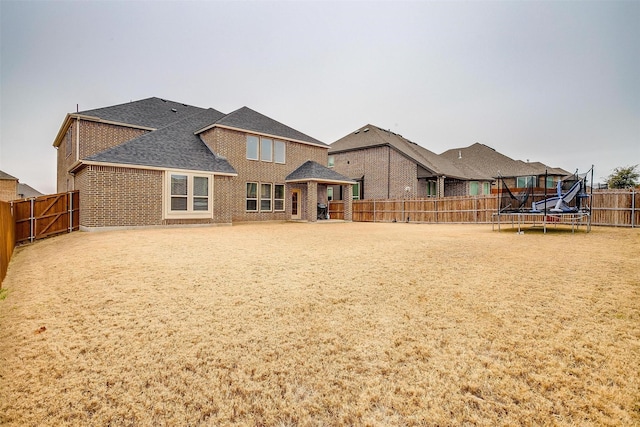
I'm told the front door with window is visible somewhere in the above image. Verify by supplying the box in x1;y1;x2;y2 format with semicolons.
291;189;301;220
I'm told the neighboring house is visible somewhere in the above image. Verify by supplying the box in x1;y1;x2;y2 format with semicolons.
17;183;44;199
328;125;487;199
53;97;354;230
0;171;18;201
0;170;43;201
440;143;570;192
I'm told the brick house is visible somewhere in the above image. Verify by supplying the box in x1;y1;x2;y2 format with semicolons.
53;97;354;230
327;125;484;199
0;171;18;202
440;143;571;192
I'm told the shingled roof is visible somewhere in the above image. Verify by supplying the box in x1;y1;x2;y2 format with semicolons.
329;125;469;180
85;109;236;175
76;97;209;129
197;106;327;147
286;161;355;184
440;143;569;178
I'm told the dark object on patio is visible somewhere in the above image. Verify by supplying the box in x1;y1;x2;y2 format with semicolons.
317;203;328;220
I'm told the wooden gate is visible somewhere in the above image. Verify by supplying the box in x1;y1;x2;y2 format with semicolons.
13;191;79;244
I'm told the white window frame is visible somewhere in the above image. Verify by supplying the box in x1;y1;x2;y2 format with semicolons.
327;187;333;201
328;156;335;168
164;171;213;219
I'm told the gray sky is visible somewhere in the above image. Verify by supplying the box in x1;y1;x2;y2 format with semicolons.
1;0;638;194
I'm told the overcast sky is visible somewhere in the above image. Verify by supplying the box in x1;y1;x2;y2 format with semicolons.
1;0;638;194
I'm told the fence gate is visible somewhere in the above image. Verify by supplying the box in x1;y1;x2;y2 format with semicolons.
13;191;79;244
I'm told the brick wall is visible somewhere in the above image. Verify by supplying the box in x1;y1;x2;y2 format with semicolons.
332;146;422;199
0;180;17;201
200;127;328;222
57;119;149;192
76;165;164;228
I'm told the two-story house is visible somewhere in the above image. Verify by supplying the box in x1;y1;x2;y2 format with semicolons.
53;97;354;230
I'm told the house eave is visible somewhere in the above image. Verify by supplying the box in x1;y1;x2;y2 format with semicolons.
72;160;238;177
285;178;356;185
196;124;329;149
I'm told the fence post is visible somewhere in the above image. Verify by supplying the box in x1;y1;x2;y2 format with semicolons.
68;192;73;232
632;188;636;228
30;198;35;243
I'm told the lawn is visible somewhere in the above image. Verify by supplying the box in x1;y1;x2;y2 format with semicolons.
0;222;638;426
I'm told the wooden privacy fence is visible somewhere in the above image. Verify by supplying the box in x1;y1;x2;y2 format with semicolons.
329;190;639;227
1;201;14;286
12;191;80;245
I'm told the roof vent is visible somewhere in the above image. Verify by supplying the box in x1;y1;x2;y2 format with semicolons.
354;130;360;134
458;150;462;159
363;128;369;132
171;108;177;113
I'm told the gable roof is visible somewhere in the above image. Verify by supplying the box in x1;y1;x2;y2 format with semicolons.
440;143;570;179
84;108;236;175
76;97;210;130
286;161;355;184
0;170;18;180
329;125;469;180
197;106;327;147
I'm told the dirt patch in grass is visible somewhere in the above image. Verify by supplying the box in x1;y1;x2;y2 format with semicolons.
0;223;638;426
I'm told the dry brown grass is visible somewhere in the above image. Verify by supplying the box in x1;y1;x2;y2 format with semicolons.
0;222;638;426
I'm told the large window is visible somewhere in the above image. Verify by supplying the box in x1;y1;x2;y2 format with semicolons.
516;176;536;188
247;135;286;164
167;172;211;217
246;182;285;212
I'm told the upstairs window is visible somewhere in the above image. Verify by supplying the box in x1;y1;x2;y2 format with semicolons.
246;135;286;164
261;138;273;162
328;156;335;168
274;140;286;164
246;136;259;160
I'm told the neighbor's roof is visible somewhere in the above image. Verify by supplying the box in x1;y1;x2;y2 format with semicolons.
197;106;327;147
441;143;540;178
17;183;43;199
329;125;468;180
84;109;237;175
286;161;355;184
0;170;18;180
75;97;210;130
